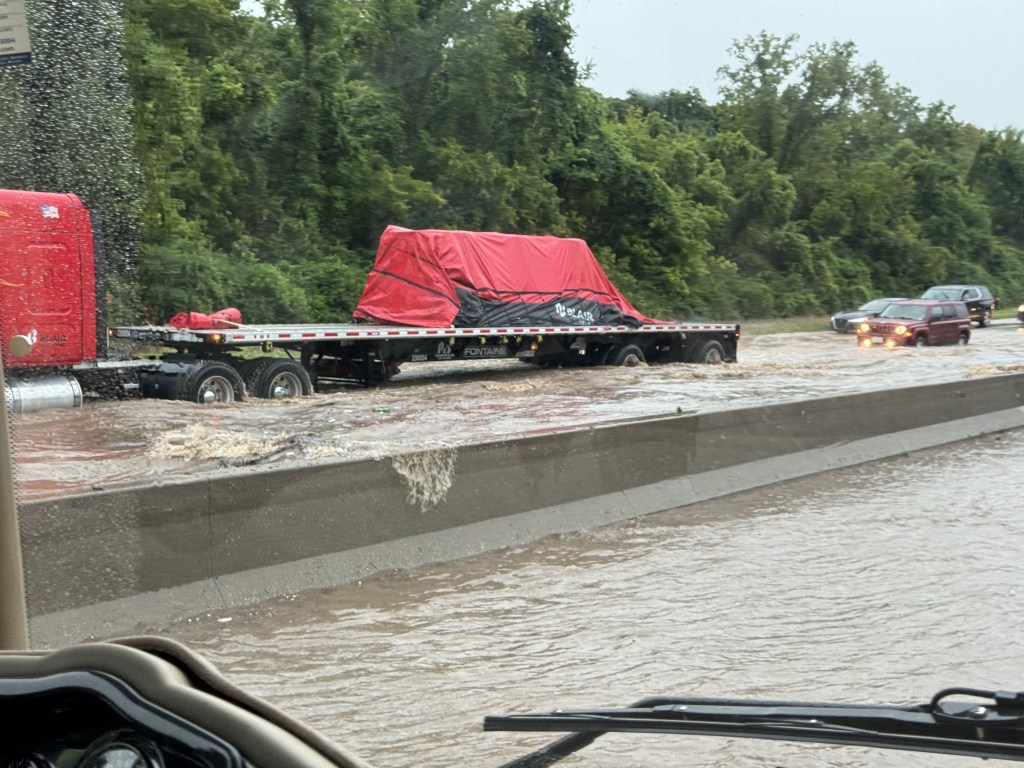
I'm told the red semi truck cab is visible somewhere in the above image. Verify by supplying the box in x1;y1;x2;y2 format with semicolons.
0;189;98;369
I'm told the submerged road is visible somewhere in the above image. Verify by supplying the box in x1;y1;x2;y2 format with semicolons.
17;320;1024;630
10;322;1024;501
158;428;1024;768
12;323;1024;766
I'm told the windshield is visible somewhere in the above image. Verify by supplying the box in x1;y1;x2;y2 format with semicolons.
858;298;892;312
921;288;958;300
879;303;929;320
4;2;1024;767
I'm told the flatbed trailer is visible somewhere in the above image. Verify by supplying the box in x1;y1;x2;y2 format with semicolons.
109;318;740;404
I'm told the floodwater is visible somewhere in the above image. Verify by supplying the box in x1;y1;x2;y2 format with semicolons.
10;323;1024;766
9;323;1024;501
154;428;1024;768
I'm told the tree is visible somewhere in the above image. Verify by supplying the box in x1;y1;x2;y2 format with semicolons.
716;32;801;158
56;2;1024;323
969;130;1024;245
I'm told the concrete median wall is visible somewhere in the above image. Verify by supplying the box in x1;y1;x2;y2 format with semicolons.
24;373;1024;646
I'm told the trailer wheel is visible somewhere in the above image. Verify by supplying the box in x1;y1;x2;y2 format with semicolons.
605;344;645;367
299;348;321;392
246;359;313;400
182;361;246;404
687;339;726;364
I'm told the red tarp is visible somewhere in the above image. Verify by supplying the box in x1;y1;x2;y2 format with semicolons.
166;308;242;330
354;226;655;328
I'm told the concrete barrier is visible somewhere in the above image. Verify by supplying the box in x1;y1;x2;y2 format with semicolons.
25;373;1024;646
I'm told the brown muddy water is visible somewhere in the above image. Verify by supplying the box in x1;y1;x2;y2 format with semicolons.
151;428;1024;768
10;325;1024;766
9;324;1024;501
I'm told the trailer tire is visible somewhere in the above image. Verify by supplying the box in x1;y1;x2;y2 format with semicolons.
299;348;320;393
182;361;246;404
605;344;645;367
238;358;266;392
687;339;726;364
245;359;313;400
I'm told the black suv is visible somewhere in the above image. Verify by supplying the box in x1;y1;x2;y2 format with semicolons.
919;285;995;326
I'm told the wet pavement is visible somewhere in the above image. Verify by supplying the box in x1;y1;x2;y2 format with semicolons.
155;427;1024;768
12;321;1024;767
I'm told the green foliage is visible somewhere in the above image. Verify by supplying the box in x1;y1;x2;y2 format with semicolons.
293;254;371;323
136;238;233;322
11;1;1024;326
136;235;317;324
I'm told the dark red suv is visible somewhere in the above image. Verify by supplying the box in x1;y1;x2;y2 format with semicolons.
855;299;971;347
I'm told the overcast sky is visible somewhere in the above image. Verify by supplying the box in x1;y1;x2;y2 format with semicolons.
568;0;1024;130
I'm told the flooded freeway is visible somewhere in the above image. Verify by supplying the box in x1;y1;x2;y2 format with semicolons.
9;322;1024;502
10;322;1024;766
153;427;1024;768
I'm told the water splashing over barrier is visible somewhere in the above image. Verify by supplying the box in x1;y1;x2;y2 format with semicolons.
392;446;458;512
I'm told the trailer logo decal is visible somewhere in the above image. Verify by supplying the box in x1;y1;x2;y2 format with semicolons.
462;346;509;358
39;204;59;219
0;277;23;287
555;303;596;325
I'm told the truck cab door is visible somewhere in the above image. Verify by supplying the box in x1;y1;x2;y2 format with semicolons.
928;305;948;342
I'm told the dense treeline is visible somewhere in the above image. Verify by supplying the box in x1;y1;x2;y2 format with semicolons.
3;0;1024;323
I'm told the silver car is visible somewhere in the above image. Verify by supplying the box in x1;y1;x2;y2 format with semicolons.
830;297;906;332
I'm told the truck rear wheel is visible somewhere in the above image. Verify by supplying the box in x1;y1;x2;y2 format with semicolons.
243;359;313;399
687;339;726;364
183;361;245;404
605;344;645;367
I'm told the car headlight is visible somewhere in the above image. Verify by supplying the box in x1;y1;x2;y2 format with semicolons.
894;325;908;335
857;322;871;334
1018;304;1024;313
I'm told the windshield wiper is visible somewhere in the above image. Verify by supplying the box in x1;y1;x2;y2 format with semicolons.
485;687;1024;767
